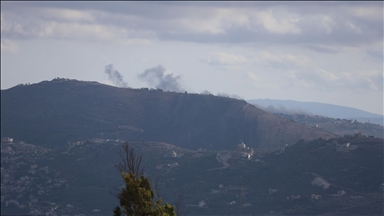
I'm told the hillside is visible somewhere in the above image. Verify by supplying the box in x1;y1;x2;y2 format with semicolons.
274;113;384;138
248;99;383;126
2;136;383;215
1;78;335;150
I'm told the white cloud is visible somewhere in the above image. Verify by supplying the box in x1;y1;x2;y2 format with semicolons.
247;72;279;89
348;69;383;91
56;22;116;40
346;5;383;20
204;52;248;65
224;65;244;71
1;16;153;45
318;15;337;34
293;69;340;91
285;54;314;67
2;2;382;52
252;51;314;68
1;7;155;45
169;8;250;34
151;7;302;36
1;39;20;54
347;22;362;33
37;7;96;22
255;51;282;63
176;18;225;34
294;68;383;92
255;11;302;34
302;15;338;35
315;69;339;82
247;72;264;88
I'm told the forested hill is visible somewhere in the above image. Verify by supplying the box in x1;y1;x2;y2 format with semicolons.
1;78;335;150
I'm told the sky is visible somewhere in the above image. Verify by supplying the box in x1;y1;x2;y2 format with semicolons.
1;1;383;115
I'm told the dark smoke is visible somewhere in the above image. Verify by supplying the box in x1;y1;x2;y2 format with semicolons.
138;65;183;92
104;64;128;88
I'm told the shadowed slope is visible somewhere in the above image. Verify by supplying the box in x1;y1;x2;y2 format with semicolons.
1;79;335;150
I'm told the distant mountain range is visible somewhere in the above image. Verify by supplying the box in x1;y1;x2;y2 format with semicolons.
247;99;383;126
1;78;334;150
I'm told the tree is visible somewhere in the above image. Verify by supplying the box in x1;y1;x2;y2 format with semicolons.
113;206;122;216
114;142;176;216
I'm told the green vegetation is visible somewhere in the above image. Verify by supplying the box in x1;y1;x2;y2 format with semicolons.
1;136;383;215
115;143;175;216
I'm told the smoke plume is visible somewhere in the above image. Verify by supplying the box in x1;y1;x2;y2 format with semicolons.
104;64;128;88
253;104;314;116
217;92;243;100
201;90;213;95
138;65;183;92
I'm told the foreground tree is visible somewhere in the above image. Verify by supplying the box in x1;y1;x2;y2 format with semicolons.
113;142;176;216
113;206;122;216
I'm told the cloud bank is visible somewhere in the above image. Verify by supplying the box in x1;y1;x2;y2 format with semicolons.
1;2;382;52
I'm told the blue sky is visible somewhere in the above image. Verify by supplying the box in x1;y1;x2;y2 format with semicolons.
1;1;383;115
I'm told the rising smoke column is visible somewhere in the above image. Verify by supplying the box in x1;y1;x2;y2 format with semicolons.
138;65;183;92
104;64;128;88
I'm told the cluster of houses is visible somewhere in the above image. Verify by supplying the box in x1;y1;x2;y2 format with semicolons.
286;194;301;201
156;161;180;176
186;200;207;208
311;194;321;200
311;176;330;189
335;142;358;152
237;142;256;160
0;139;74;215
86;138;121;144
1;137;13;143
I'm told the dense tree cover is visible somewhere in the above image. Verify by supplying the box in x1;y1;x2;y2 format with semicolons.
113;143;176;216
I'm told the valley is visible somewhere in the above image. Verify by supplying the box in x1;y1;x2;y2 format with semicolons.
1;134;383;215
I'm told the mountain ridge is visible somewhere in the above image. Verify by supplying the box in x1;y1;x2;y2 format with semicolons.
1;78;335;150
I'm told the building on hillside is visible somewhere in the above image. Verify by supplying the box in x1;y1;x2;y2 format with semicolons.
336;142;358;152
354;132;363;138
1;137;13;143
238;142;246;149
242;153;251;159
